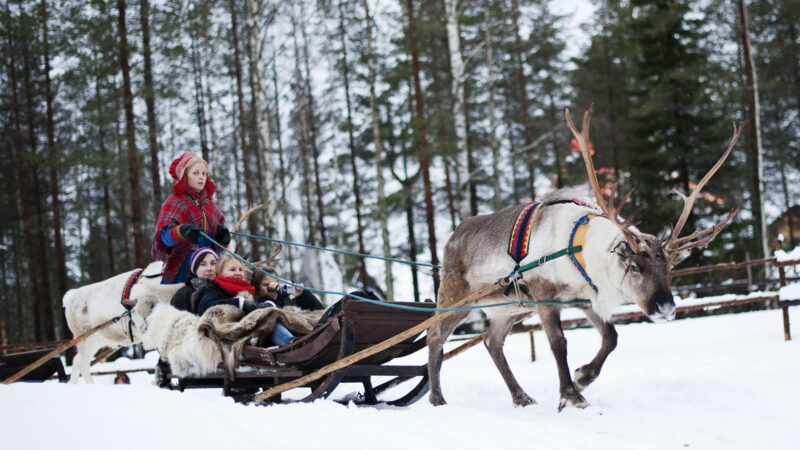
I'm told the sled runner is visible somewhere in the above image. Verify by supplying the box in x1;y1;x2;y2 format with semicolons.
171;298;435;406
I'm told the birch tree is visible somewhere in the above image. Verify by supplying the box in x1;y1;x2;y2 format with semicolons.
363;0;393;300
444;0;471;220
246;0;276;238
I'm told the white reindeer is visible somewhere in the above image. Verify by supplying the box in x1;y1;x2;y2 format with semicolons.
63;261;182;383
128;297;222;378
427;108;742;410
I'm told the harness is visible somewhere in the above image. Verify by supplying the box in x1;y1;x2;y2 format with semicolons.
120;269;144;343
505;200;600;295
507;202;542;271
569;214;599;293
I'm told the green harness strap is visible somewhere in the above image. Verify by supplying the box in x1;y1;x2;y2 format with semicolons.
514;245;583;275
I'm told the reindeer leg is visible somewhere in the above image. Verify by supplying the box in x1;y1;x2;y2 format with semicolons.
539;305;588;411
427;309;470;406
484;314;536;407
574;308;617;392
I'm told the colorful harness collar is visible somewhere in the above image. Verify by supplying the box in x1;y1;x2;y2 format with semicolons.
121;269;144;310
507;202;542;269
569;214;598;293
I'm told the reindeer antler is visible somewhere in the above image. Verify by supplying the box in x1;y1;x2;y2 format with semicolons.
565;106;640;249
663;123;744;264
252;243;283;267
231;201;271;233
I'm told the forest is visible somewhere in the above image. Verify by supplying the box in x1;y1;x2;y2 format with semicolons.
1;0;798;344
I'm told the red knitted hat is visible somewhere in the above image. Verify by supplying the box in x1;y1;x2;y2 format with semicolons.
168;151;216;196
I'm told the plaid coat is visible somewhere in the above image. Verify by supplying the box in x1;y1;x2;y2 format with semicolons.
152;189;225;283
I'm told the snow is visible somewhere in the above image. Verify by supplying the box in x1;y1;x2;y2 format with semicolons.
780;282;800;301
775;246;800;262
3;308;800;449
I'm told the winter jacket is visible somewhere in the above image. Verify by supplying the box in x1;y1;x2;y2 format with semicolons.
257;289;324;311
152;189;225;284
193;279;253;316
169;275;200;312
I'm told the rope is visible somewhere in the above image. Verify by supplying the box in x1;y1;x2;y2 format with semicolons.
202;232;591;311
231;230;440;269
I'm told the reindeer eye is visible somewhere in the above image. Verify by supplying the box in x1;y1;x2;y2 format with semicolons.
629;264;640;274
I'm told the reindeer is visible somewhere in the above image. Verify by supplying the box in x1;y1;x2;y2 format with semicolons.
427;107;743;410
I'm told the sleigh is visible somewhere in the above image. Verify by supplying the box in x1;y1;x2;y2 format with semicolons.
0;347;68;383
170;298;436;406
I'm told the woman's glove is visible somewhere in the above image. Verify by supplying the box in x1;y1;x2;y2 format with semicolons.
214;225;231;246
178;224;202;243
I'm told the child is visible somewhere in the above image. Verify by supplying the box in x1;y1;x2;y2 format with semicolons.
152;151;230;284
251;265;324;311
195;253;295;346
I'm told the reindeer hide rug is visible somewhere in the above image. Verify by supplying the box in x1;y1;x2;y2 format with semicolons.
197;305;325;379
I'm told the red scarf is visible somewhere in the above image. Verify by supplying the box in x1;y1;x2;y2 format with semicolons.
214;276;255;297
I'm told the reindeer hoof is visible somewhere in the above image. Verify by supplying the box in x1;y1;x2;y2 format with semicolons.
429;395;447;406
513;394;536;407
557;387;589;412
574;365;598;392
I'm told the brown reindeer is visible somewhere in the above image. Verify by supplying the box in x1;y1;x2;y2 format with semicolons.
427;107;743;410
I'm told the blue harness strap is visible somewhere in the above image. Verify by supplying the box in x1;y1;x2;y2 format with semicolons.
569;214;599;293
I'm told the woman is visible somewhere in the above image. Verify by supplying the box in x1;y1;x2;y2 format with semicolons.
152;151;230;284
169;247;218;313
251;265;324;311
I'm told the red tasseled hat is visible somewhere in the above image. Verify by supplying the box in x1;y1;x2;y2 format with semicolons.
168;151;216;197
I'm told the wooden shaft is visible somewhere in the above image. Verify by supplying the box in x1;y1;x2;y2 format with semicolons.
2;318;119;384
254;281;508;402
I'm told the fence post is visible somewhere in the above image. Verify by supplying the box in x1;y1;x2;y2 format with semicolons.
529;331;536;362
745;252;753;292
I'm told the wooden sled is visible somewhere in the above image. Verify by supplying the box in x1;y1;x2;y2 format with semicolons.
0;348;68;383
171;299;435;406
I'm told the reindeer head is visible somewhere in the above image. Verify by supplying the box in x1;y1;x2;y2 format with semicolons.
566;106;742;322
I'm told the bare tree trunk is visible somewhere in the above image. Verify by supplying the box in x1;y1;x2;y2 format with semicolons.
483;3;501;211
95;52;117;275
299;3;327;248
5;22;45;340
736;0;768;260
406;0;440;295
22;39;55;340
363;0;393;300
41;0;69;339
117;0;145;268
229;0;260;259
337;1;368;287
290;4;317;247
271;49;295;280
189;31;210;160
511;0;535;200
113;76;133;268
140;0;162;213
444;0;471;220
246;0;277;238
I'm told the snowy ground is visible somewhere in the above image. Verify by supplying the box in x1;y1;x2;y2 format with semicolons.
2;306;799;450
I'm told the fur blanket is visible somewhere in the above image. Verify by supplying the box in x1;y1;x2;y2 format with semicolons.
197;305;325;380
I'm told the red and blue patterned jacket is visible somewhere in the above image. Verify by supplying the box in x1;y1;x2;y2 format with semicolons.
152;189;225;283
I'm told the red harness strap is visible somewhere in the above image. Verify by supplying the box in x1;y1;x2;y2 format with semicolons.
121;269;144;310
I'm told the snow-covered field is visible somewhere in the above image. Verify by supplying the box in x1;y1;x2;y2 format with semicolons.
2;305;799;450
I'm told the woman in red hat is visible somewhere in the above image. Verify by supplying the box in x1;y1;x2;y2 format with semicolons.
152;151;229;284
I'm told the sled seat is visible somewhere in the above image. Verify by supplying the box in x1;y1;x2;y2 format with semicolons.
174;298;435;405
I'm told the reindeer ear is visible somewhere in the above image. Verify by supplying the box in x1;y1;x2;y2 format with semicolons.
674;248;691;266
612;241;632;260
